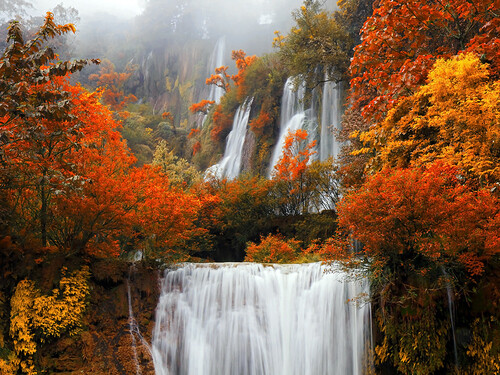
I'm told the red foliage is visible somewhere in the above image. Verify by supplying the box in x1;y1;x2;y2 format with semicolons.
349;0;499;121
337;162;500;277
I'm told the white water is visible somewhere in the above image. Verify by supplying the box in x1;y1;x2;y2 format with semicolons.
207;37;226;105
320;80;343;161
152;262;372;375
268;78;318;177
206;97;253;180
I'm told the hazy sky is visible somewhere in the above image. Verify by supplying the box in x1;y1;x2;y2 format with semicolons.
34;0;145;19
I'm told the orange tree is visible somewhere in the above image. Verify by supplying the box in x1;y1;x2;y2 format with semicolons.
270;129;318;215
337;161;500;373
189;49;257;142
244;233;300;264
0;13;99;247
88;58;137;112
196;175;275;261
0;15;215;262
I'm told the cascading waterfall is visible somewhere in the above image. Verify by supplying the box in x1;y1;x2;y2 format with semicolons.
320;79;343;161
268;77;318;177
207;36;226;104
152;262;372;375
198;37;226;128
206;97;254;180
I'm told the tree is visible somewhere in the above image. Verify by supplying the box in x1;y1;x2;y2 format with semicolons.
270;129;318;215
88;58;137;112
152;140;201;188
274;0;352;90
357;54;500;186
349;0;499;121
6;80;138;256
338;162;500;279
0;13;98;246
244;233;300;263
336;161;500;373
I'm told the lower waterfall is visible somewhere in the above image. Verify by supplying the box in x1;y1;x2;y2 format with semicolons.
151;262;372;375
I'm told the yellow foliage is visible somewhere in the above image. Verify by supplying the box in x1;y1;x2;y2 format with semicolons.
461;319;500;375
0;352;21;375
360;53;500;185
8;267;90;374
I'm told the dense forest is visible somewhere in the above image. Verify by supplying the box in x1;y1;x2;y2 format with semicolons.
0;0;499;373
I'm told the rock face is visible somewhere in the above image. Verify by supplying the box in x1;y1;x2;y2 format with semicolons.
39;260;160;374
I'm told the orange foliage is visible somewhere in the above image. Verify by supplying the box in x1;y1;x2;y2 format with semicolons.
89;59;137;111
133;165;210;259
272;129;316;181
230;49;257;87
162;111;174;122
249;111;272;136
210;105;233;141
189;99;215;114
337;162;500;277
244;233;300;263
188;128;200;139
206;66;231;92
203;50;257;98
192;141;201;156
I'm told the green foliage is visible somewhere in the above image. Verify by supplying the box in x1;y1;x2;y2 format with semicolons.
152;140;201;188
275;0;352;90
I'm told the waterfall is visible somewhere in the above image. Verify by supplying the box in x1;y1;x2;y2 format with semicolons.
127;265;153;374
206;97;253;180
127;277;143;375
319;80;343;161
268;77;318;177
152;262;372;375
207;36;226;104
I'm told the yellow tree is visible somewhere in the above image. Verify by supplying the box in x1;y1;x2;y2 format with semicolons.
357;54;500;185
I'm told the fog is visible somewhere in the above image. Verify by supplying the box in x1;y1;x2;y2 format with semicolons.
33;0;144;19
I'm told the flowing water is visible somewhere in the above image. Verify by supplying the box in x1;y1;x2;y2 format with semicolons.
206;97;253;180
320;80;343;161
207;37;226;105
152;262;372;375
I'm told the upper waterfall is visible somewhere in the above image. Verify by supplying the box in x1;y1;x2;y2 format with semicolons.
320;79;343;161
268;77;318;178
205;97;254;180
207;37;226;105
152;262;372;375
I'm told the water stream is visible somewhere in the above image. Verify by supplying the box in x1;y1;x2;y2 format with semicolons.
151;262;372;375
206;97;253;180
